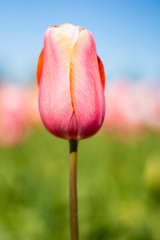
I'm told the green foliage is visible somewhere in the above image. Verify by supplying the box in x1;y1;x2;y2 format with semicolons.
0;130;160;240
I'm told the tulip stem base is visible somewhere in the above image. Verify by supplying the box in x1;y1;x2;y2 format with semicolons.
69;140;79;240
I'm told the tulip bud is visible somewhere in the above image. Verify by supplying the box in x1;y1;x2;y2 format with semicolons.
37;23;105;140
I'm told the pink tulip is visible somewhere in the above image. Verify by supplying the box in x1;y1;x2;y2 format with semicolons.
0;84;27;146
37;23;105;140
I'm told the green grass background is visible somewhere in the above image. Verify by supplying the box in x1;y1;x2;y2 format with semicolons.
0;129;160;240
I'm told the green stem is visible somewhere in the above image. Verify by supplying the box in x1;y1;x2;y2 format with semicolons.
69;140;79;240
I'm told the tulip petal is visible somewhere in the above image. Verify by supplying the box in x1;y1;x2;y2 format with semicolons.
70;30;105;139
39;27;74;139
36;49;43;86
59;23;81;45
97;56;105;90
68;113;79;139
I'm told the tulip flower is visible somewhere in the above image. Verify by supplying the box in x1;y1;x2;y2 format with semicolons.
37;23;106;240
37;23;105;140
0;84;28;146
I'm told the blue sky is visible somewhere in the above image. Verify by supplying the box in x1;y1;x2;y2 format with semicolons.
0;0;159;85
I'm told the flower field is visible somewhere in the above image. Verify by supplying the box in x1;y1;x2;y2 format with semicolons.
0;81;160;239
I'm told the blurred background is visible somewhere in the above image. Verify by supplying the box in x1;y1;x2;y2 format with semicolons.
0;0;160;239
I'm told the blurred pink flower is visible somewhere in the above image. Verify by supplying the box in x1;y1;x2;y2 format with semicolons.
103;81;160;134
0;84;28;146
